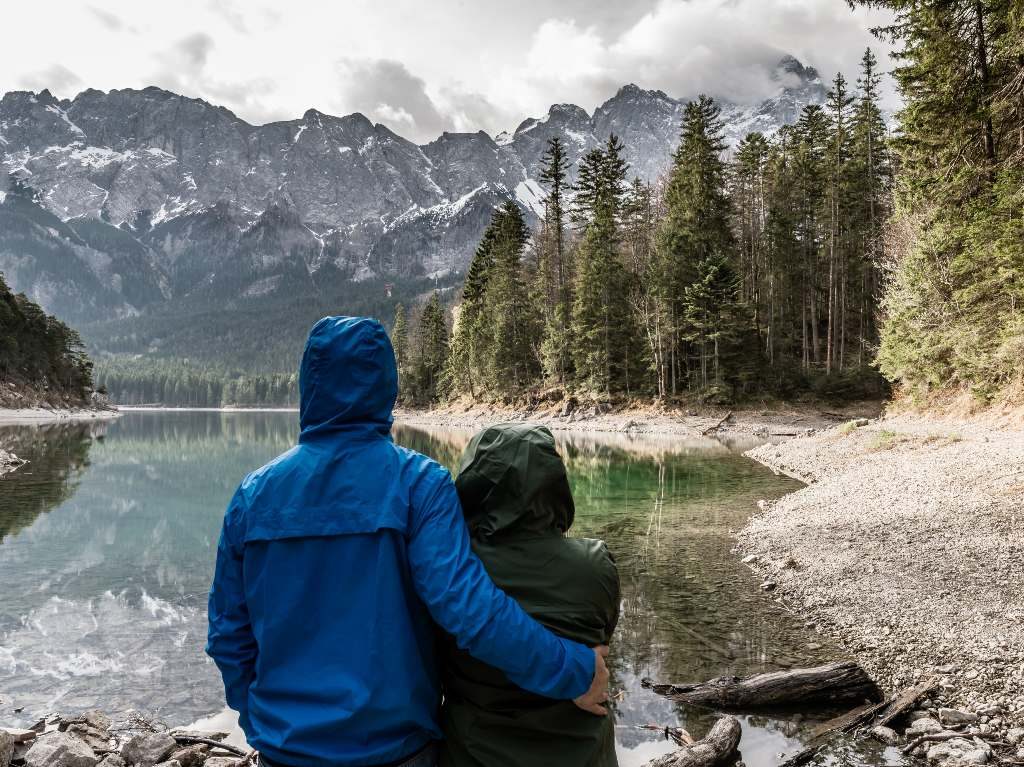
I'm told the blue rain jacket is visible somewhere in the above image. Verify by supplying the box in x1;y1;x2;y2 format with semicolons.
206;316;594;767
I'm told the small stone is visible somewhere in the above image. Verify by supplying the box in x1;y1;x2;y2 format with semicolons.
870;725;899;745
939;708;979;726
24;733;98;767
741;554;758;564
907;710;933;722
760;580;777;591
97;756;125;767
62;727;109;754
1007;728;1024;746
168;746;207;767
151;761;181;767
203;759;237;767
122;734;177;767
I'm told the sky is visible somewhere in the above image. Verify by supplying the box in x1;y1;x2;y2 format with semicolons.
2;0;898;144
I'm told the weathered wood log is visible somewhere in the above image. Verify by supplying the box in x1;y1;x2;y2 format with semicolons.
873;674;939;728
701;411;734;436
779;675;939;766
644;661;882;710
643;717;742;767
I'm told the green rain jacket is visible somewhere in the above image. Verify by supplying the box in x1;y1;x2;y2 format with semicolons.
440;423;620;767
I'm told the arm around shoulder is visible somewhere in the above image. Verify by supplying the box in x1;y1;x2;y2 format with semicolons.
404;460;596;700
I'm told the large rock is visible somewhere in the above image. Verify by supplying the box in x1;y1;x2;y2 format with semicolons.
870;725;900;745
907;717;944;736
938;708;979;726
1;730;14;767
24;732;98;767
121;734;177;767
167;746;207;767
926;738;990;765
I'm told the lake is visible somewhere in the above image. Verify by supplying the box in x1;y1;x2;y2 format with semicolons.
0;411;900;766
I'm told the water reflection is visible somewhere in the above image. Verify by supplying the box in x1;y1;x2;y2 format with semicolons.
0;413;893;766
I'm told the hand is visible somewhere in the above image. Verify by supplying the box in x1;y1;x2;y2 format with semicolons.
574;645;610;716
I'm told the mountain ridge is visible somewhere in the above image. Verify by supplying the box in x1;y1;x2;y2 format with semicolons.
0;56;827;366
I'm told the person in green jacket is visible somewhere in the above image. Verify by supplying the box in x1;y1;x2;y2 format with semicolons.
439;423;620;767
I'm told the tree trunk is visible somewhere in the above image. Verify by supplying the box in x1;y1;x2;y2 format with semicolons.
644;661;882;710
643;717;742;767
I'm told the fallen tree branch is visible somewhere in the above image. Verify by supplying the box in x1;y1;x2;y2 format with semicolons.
172;736;248;757
643;717;742;767
645;661;881;710
780;675;939;766
701;411;733;436
902;732;971;755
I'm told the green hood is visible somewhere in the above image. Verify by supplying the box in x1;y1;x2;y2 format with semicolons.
454;423;574;540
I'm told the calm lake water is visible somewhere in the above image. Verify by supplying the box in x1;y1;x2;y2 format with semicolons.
0;412;900;766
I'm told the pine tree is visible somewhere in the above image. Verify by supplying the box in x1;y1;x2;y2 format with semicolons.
415;292;449;403
655;96;738;393
849;47;892;365
570;135;635;394
445;219;499;397
537;137;574;384
824;72;855;374
484;200;538;392
391;303;410;402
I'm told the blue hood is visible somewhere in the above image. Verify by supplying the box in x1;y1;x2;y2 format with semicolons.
298;316;397;439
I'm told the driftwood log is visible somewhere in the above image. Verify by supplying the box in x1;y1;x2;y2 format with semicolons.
778;675;940;767
701;411;733;436
643;716;742;767
644;661;882;710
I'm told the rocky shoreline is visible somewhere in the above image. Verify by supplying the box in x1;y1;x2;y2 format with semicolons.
738;414;1024;761
0;447;28;477
0;407;120;427
1;712;248;767
394;399;881;441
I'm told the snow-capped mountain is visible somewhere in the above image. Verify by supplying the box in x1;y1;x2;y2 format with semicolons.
0;56;826;336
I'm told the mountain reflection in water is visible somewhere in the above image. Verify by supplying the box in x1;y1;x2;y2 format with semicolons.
0;412;901;766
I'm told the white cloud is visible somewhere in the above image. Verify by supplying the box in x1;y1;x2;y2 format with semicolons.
0;0;897;142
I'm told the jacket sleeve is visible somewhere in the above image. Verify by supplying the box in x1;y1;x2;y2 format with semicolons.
206;489;257;734
407;466;595;700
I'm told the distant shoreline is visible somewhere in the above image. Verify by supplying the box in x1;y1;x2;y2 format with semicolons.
0;407;120;427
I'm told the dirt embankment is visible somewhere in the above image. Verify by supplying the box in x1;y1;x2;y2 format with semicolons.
395;398;883;441
739;415;1024;734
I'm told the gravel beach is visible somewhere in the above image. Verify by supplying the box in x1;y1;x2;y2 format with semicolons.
739;415;1024;731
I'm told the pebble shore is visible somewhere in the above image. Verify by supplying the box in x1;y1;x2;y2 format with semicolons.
738;415;1024;748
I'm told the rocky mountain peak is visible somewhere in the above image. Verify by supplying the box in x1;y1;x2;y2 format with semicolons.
774;55;822;86
2;57;831;328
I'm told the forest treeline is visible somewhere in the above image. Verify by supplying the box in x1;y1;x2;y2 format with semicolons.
853;0;1023;401
395;50;893;406
0;272;94;406
95;358;299;408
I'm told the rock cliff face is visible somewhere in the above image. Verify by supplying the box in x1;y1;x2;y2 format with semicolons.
0;57;825;349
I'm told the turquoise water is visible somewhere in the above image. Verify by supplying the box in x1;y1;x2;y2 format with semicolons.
0;412;898;766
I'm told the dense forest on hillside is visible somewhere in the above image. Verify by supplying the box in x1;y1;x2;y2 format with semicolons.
94;276;457;407
396;50;894;406
0;272;94;407
851;0;1023;402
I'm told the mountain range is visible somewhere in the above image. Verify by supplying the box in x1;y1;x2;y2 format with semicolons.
0;55;826;369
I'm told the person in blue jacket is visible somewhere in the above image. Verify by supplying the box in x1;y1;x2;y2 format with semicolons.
206;316;609;767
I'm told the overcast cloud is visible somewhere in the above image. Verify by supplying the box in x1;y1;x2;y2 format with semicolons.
2;0;897;144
